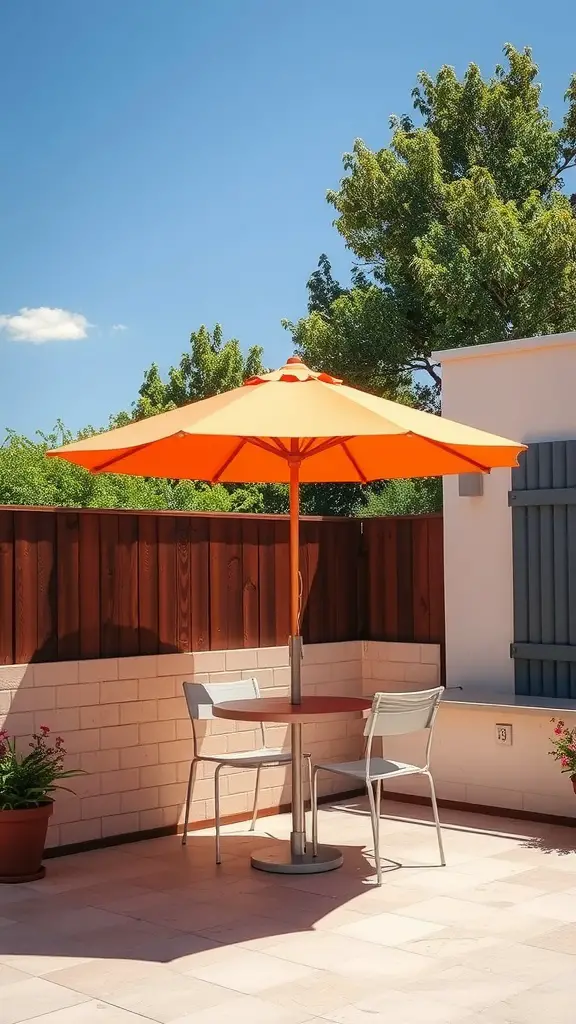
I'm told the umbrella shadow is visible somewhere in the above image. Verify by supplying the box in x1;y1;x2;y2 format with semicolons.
0;832;378;967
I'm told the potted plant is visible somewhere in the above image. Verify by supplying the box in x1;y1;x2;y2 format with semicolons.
0;726;83;883
549;718;576;794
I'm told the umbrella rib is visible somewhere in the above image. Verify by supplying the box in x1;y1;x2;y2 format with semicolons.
246;437;289;458
410;433;490;472
303;436;354;459
341;441;368;483
212;438;248;482
91;439;162;473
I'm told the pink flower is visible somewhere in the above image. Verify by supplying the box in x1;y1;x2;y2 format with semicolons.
561;756;570;767
40;725;50;735
554;724;563;735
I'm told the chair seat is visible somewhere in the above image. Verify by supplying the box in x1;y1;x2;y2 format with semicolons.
199;748;295;767
316;757;421;781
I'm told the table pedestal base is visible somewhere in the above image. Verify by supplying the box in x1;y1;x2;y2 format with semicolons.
251;843;343;875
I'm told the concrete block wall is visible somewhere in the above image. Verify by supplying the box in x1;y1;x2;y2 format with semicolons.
361;646;576;818
1;640;375;850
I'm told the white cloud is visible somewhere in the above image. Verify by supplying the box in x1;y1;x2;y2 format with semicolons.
0;306;91;344
111;323;128;332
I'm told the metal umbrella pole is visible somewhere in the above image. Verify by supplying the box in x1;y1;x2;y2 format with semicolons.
250;442;343;874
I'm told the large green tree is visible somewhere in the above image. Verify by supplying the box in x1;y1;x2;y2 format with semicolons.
290;44;576;399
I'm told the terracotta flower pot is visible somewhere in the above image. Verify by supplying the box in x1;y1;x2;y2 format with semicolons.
0;802;53;883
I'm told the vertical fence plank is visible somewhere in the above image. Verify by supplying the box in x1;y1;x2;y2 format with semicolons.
225;518;243;650
100;514;119;658
365;519;383;640
336;520;360;641
78;513;101;661
412;517;430;643
14;511;38;664
302;520;322;644
258;519;276;647
158;516;177;654
0;510;14;664
242;519;259;649
382;518;399;640
209;518;227;650
274;519;290;646
117;515;140;657
36;511;57;661
175;516;191;653
190;516;209;651
396;519;413;642
56;512;80;661
138;515;159;656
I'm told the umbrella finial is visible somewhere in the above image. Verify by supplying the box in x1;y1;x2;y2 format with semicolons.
286;355;303;365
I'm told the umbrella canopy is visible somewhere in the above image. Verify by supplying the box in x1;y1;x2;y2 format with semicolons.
47;356;525;484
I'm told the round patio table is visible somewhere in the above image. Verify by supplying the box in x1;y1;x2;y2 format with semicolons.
213;694;372;875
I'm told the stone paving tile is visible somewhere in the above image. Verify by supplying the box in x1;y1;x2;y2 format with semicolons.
16;1004;158;1024
0;976;89;1024
2;798;576;1023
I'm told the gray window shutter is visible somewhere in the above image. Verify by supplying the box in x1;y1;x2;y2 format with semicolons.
509;440;576;698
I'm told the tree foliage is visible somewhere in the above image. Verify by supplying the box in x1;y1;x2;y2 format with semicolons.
0;424;273;513
291;45;576;397
112;324;266;425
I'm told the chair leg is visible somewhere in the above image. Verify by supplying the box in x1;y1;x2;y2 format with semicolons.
425;770;446;866
304;753;313;834
181;758;198;846
250;765;262;831
214;763;224;865
375;777;382;854
311;766;320;856
367;779;382;885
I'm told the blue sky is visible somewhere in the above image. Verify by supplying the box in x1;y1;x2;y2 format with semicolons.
1;0;575;436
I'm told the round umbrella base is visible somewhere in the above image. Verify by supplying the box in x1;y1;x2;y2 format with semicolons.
251;843;343;875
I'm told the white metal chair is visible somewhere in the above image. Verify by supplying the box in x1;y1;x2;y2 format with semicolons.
181;679;312;863
311;687;445;884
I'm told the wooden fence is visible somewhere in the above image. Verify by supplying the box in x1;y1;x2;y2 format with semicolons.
0;507;444;664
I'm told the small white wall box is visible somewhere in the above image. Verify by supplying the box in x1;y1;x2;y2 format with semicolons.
458;473;484;497
495;723;512;746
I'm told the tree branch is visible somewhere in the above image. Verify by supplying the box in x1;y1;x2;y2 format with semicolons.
408;357;441;387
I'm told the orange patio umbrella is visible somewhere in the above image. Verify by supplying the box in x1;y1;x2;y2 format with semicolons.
48;356;525;870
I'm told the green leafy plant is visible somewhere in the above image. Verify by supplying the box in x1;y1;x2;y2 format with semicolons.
549;718;576;777
0;726;84;811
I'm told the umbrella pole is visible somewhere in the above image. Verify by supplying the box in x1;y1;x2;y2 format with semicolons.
288;455;305;857
250;447;343;874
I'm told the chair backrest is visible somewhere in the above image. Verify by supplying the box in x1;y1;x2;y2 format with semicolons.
364;688;443;738
364;688;443;769
182;679;263;754
182;678;260;720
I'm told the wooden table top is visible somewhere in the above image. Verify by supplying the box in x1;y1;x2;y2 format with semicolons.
212;695;373;724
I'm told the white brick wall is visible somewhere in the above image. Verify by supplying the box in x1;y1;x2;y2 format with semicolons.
0;640;439;849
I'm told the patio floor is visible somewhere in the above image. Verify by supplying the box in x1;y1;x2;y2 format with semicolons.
1;798;576;1023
